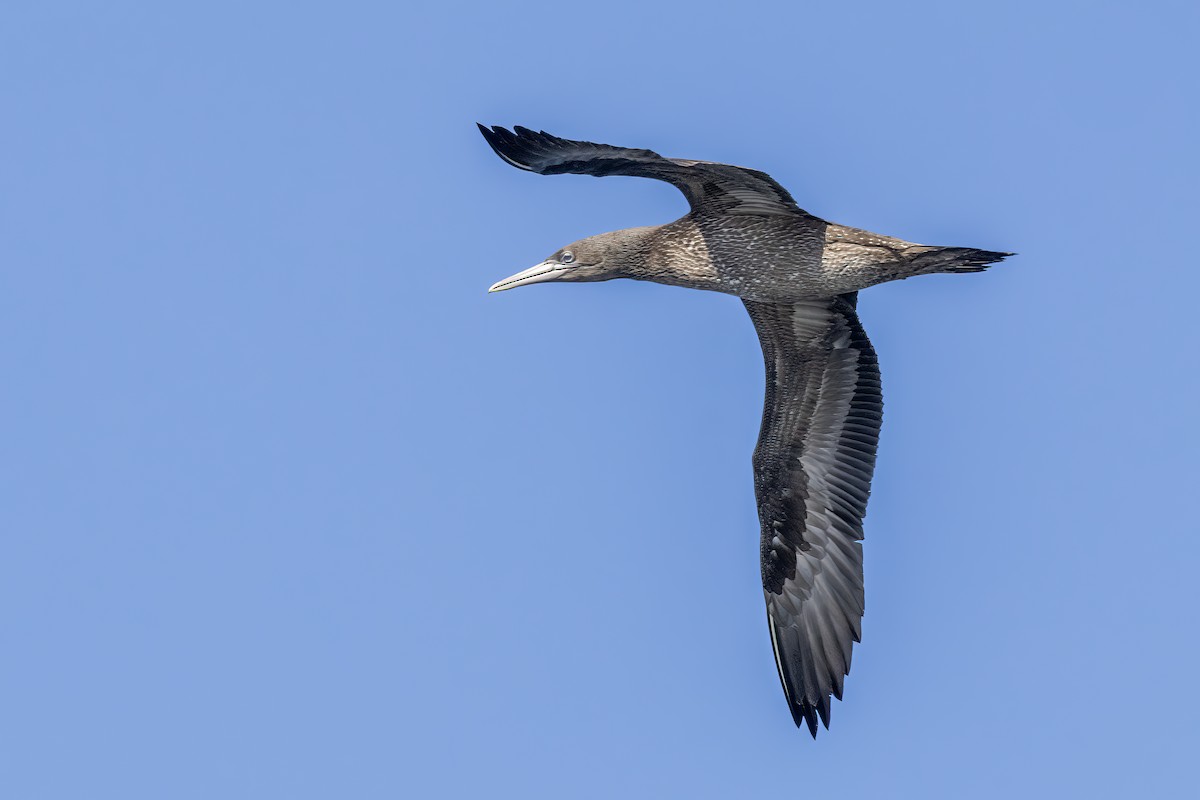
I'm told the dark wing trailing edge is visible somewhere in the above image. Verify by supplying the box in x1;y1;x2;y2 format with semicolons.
477;124;804;217
744;294;883;737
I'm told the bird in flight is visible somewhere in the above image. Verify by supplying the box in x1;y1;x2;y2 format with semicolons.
479;124;1009;737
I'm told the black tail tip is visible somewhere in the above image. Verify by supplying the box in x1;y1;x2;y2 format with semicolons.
941;247;1015;273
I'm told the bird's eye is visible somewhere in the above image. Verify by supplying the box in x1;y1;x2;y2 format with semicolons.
560;251;575;264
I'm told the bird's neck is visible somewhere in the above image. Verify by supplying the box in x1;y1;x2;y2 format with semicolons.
597;226;659;274
610;223;722;292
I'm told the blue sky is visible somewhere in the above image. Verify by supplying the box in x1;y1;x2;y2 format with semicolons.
2;1;1198;797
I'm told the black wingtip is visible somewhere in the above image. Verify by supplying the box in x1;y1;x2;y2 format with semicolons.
816;696;832;730
803;703;819;738
476;122;500;148
789;700;822;738
475;124;547;173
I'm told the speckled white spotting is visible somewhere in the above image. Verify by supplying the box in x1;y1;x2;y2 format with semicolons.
479;123;1010;738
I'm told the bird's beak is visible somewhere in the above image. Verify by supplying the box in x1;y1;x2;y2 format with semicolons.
488;261;570;293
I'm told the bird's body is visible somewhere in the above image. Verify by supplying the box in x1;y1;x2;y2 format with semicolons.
479;124;1009;737
587;215;996;302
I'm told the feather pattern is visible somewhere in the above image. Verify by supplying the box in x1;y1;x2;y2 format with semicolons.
477;124;804;217
744;293;883;736
477;124;1010;736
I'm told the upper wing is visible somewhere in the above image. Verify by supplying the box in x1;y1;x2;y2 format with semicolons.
478;124;804;217
743;294;883;737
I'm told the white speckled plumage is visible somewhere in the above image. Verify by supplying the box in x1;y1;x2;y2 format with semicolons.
479;124;1011;737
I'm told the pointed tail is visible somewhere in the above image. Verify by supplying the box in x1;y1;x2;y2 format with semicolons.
909;247;1014;274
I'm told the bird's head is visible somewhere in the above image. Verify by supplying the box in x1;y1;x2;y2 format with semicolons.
487;228;656;293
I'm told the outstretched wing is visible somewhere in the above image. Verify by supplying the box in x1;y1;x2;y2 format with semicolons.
744;294;883;737
478;124;804;217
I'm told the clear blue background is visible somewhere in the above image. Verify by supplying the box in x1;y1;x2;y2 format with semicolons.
2;2;1197;797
